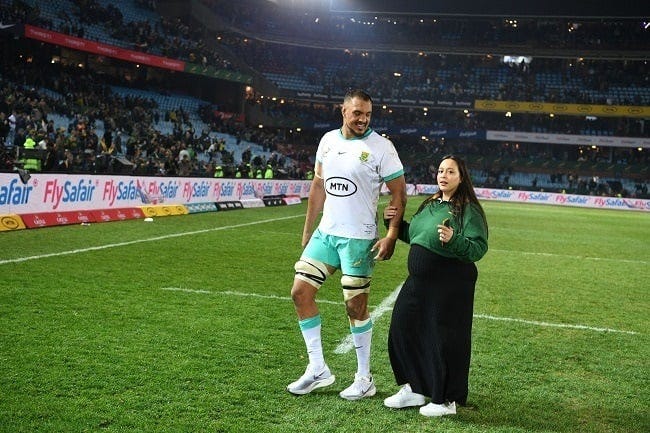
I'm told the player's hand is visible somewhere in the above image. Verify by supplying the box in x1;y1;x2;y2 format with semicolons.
372;237;397;261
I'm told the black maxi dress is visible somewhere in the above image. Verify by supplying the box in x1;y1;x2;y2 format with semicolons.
388;245;477;405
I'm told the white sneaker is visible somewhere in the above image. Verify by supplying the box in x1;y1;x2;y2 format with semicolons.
286;365;335;395
339;373;376;401
383;384;426;408
419;401;457;417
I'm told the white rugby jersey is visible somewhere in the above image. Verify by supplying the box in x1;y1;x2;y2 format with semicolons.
316;128;404;239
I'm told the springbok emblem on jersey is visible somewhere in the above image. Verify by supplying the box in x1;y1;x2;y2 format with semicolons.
359;151;369;162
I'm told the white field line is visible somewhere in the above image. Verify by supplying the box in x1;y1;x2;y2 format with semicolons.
333;284;402;354
489;248;648;265
0;214;304;265
162;286;640;354
1;212;643;267
473;314;638;335
162;287;343;306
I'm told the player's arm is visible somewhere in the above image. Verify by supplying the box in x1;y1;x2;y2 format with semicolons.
373;174;407;260
302;161;325;247
384;175;407;240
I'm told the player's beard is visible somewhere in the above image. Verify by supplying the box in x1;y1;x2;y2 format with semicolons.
344;120;369;137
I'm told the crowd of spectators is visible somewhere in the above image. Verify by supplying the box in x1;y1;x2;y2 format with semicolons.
0;51;296;180
223;38;648;106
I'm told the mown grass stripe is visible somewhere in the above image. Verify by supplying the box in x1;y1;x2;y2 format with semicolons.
161;287;640;337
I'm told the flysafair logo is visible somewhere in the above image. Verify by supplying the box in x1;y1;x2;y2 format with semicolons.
147;180;180;199
213;182;235;200
261;182;273;195
555;195;589;204
104;180;145;206
0;178;33;205
325;177;357;197
44;179;96;210
290;183;302;194
517;191;551;201
182;180;211;201
241;183;256;197
274;183;288;195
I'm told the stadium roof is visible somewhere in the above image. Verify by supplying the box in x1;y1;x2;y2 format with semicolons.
328;0;649;18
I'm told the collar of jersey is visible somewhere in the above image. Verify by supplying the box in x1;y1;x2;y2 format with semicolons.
339;128;373;140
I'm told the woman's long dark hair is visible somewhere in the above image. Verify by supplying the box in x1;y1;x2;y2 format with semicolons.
416;155;488;229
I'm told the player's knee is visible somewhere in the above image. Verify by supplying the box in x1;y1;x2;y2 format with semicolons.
341;275;371;302
294;258;331;290
290;283;316;307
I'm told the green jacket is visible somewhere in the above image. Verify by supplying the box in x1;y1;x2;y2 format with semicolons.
397;200;488;262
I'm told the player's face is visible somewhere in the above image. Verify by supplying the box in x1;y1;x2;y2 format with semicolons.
437;158;462;197
341;97;372;138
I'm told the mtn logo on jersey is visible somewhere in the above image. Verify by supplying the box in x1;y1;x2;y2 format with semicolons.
325;177;357;197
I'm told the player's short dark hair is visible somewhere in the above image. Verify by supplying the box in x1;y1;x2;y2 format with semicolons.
344;89;372;104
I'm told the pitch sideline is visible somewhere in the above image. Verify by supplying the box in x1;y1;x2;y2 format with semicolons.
0;214;304;265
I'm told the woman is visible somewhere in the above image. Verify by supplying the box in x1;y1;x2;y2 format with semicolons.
383;155;488;417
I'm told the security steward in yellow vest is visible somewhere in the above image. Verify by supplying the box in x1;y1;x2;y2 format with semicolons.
21;136;41;171
264;164;274;179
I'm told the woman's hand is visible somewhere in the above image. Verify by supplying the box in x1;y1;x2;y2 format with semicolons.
384;205;398;220
438;219;453;245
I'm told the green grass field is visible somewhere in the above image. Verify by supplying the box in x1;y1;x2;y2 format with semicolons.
1;198;648;433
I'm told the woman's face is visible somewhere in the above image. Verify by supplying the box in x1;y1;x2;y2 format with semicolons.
437;158;461;197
